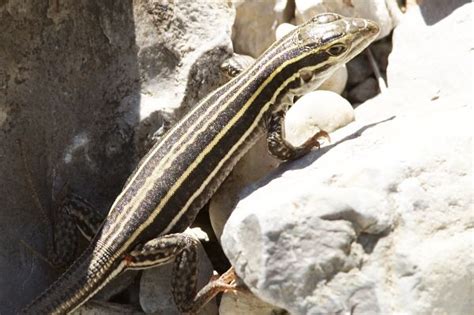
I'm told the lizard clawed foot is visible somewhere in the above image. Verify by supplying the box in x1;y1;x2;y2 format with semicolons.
206;267;247;294
189;267;248;313
302;129;331;150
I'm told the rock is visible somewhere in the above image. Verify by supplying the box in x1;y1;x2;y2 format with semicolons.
221;170;393;315
285;90;354;146
347;77;379;103
139;229;217;315
275;22;296;40
294;0;402;39
346;52;373;88
222;95;473;315
370;37;392;75
232;0;278;57
221;2;473;314
274;0;295;25
387;0;471;104
220;291;286;315
0;1;234;313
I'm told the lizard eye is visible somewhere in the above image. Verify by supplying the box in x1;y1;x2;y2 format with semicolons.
327;44;347;56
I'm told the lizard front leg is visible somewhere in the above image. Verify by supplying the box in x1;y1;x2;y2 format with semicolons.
123;233;240;313
266;109;330;161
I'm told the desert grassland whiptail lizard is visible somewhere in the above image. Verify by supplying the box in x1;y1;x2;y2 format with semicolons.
22;13;379;314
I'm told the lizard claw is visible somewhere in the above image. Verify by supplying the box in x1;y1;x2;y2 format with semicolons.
303;129;331;150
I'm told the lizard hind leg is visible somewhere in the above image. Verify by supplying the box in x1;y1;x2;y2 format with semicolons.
123;232;245;314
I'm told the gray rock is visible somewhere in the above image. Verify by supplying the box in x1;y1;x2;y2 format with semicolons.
221;2;473;314
232;0;278;57
370;38;392;75
222;178;392;315
0;1;234;313
348;77;379;103
346;53;373;88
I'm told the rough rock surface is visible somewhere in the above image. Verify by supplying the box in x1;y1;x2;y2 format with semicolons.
222;2;473;314
0;1;234;313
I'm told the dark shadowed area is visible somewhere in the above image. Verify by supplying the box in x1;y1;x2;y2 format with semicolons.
0;2;139;313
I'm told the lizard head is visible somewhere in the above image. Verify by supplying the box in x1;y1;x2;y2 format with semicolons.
280;13;380;92
297;13;379;64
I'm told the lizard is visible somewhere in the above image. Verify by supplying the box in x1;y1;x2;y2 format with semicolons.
22;13;379;314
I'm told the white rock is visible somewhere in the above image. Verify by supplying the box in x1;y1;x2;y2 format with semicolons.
387;2;472;104
139;229;217;315
222;95;473;315
285;90;354;146
275;22;296;40
294;0;402;39
221;3;473;314
219;291;285;315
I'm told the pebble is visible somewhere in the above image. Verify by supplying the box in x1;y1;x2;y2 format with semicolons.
275;22;296;40
285;90;355;146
